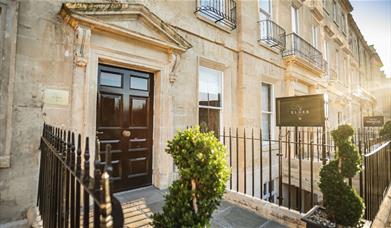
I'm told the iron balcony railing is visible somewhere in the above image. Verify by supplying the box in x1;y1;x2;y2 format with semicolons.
195;0;237;30
283;33;325;71
259;19;286;50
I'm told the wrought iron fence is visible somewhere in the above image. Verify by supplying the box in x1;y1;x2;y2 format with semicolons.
363;140;391;220
195;0;237;30
259;19;286;50
37;123;123;228
220;126;389;219
282;33;325;71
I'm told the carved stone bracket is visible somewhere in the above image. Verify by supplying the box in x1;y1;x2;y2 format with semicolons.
73;25;91;67
168;50;181;84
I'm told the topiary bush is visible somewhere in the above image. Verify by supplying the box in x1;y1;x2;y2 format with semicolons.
319;124;364;226
152;126;230;227
380;120;391;140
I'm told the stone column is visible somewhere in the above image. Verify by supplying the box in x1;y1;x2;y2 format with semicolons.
71;25;91;136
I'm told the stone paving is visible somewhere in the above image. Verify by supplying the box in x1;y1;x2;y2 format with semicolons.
114;186;287;228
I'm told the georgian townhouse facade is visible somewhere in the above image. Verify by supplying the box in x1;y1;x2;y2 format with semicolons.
0;0;389;224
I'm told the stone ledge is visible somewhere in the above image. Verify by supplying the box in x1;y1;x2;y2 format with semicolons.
0;219;28;228
224;190;306;227
372;185;391;227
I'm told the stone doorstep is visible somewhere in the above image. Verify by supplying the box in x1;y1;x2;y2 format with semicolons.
24;187;290;228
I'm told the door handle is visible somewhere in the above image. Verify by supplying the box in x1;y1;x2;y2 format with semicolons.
122;130;131;137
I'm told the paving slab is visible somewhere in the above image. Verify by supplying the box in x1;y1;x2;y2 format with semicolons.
114;186;287;228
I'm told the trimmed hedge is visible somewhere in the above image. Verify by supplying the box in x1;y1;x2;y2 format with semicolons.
319;124;364;226
152;127;230;227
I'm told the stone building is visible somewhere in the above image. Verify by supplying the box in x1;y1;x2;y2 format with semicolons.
0;0;389;224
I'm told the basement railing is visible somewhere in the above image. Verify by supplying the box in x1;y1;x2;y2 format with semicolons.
259;19;286;50
363;140;391;220
219;126;389;221
195;0;237;30
283;33;325;71
37;124;123;228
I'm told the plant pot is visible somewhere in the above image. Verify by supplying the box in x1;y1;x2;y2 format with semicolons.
301;205;336;228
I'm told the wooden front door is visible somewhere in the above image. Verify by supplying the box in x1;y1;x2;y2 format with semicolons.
97;64;153;192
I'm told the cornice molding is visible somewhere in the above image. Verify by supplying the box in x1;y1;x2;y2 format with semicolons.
59;3;192;53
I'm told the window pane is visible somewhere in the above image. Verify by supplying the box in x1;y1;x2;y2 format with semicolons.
130;77;148;90
312;26;318;48
199;67;222;107
199;92;208;106
100;71;122;87
262;113;270;140
259;0;270;14
263;183;267;195
199;108;220;136
199;108;209;131
261;83;271;112
291;6;298;34
259;11;268;21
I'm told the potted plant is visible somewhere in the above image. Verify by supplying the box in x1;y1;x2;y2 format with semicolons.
302;124;365;227
152;126;230;227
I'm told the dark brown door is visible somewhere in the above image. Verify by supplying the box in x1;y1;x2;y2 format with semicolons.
97;64;153;192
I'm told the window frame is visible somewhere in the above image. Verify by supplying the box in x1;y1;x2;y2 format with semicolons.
198;66;224;136
311;24;319;49
259;0;272;20
341;11;346;35
291;6;299;34
336;49;340;80
262;180;276;201
332;0;337;24
261;82;275;141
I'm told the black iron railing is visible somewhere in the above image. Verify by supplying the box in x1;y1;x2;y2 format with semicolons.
283;33;325;71
221;127;333;212
195;0;237;30
259;19;286;50
363;140;391;220
37;124;123;228
220;126;389;218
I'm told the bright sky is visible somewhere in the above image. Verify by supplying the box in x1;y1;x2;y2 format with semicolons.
350;0;391;78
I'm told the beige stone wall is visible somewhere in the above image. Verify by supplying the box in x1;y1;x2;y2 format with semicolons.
0;0;74;223
0;0;388;224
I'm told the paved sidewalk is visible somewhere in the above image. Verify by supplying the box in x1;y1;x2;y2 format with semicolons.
115;186;286;228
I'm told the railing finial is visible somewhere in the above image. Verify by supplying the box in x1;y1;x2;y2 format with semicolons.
100;170;113;228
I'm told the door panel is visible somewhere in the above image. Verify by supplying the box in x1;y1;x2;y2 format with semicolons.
97;64;153;192
130;97;149;127
99;94;122;127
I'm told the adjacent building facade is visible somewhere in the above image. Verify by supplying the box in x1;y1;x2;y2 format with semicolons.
0;0;390;223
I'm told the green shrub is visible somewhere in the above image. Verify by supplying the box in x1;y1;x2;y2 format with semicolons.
380;120;391;140
152;126;230;227
319;124;364;226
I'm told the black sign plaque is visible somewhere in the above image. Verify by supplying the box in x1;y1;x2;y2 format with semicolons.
363;116;384;127
276;94;325;127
